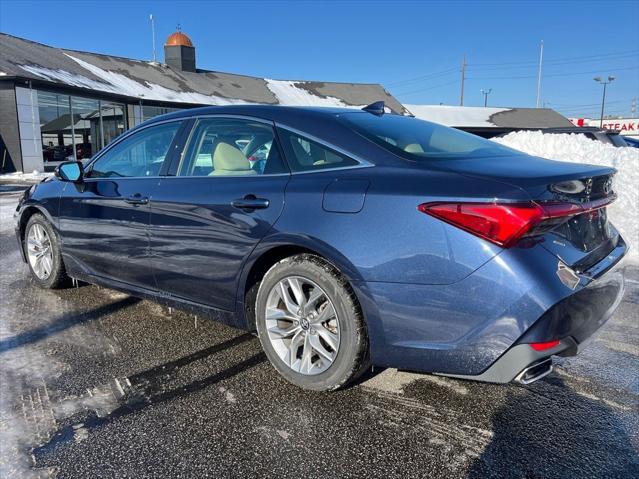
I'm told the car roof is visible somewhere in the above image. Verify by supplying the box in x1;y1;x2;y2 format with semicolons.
137;104;410;169
144;104;371;126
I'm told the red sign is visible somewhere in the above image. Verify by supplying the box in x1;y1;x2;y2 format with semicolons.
570;118;639;135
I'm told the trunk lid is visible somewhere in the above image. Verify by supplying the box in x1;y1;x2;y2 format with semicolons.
433;154;619;271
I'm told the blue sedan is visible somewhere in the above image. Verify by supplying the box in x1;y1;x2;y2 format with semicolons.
15;103;626;390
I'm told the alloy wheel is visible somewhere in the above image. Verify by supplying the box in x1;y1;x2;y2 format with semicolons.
264;276;340;375
27;223;53;280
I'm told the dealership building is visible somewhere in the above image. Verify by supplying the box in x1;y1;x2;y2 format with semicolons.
0;31;405;173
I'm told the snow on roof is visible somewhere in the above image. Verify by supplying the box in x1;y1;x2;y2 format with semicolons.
20;54;250;106
405;104;574;129
405;104;509;127
265;79;360;108
0;33;406;113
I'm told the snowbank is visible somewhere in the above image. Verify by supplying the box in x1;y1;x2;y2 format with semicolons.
493;131;638;263
0;171;51;182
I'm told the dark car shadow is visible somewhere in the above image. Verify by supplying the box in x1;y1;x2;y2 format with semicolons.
0;296;140;353
34;333;265;455
466;376;639;478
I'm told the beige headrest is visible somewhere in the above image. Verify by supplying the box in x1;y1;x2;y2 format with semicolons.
291;139;314;165
404;143;425;153
313;150;342;166
210;142;256;176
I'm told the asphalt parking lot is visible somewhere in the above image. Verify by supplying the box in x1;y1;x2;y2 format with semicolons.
1;182;638;479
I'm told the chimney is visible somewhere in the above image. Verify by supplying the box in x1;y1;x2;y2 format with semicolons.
164;28;196;72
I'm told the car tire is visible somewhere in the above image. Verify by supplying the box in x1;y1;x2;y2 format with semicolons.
255;254;369;391
24;213;69;289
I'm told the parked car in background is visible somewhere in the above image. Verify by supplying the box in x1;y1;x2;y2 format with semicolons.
42;145;70;162
14;104;626;391
495;127;629;147
622;136;639;148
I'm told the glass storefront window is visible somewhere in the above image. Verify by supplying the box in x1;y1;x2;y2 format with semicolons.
38;91;74;162
70;97;100;160
101;101;126;147
37;90;127;163
142;105;181;122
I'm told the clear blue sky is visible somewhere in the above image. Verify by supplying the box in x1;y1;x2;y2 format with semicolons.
1;0;637;118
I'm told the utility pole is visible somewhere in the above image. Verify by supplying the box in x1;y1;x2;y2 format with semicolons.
460;55;467;106
536;40;544;108
150;14;157;63
481;88;492;107
594;76;615;128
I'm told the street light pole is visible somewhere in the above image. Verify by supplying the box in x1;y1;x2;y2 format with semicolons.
481;88;492;107
536;40;544;108
150;14;157;63
594;76;615;128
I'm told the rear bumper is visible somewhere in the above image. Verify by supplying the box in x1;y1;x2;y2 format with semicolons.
457;240;626;384
355;235;627;381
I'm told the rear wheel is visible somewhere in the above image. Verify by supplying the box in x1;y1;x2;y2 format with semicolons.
24;213;69;289
255;254;369;391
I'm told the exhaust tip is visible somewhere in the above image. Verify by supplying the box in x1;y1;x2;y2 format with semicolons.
515;358;553;385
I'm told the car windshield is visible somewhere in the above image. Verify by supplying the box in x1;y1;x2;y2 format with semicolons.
339;113;519;160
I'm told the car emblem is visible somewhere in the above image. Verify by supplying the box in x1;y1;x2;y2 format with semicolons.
583;178;593;198
603;177;613;195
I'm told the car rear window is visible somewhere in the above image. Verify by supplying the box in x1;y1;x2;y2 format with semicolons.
339;113;518;160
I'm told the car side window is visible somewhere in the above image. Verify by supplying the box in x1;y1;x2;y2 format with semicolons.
277;128;359;172
88;121;182;178
178;118;287;176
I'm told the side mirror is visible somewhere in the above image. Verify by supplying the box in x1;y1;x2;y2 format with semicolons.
55;161;84;182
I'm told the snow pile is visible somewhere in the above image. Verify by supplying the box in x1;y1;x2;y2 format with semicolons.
406;104;510;127
0;171;51;182
493;131;639;263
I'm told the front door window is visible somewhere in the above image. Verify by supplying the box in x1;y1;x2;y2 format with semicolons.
88;121;182;178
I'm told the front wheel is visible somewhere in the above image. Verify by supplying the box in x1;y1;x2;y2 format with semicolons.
24;213;69;289
255;254;369;391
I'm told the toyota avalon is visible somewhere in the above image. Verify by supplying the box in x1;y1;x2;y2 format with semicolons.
15;103;626;390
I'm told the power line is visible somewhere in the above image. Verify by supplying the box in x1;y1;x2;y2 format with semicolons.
467;65;638;80
469;49;639;67
468;53;639;72
385;67;458;87
396;79;461;97
551;99;627;108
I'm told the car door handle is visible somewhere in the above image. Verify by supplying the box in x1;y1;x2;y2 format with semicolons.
231;195;270;210
124;194;149;206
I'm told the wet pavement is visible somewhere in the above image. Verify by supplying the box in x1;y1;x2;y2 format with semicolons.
1;184;638;478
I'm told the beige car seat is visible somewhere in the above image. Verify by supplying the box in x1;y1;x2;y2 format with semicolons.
404;143;425;153
209;142;257;176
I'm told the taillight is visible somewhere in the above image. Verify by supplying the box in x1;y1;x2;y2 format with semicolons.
529;340;560;351
418;196;615;247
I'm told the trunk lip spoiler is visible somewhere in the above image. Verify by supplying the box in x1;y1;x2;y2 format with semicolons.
534;192;617;219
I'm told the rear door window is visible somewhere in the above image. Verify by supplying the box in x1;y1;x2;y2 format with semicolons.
178;118;287;176
277;128;359;172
